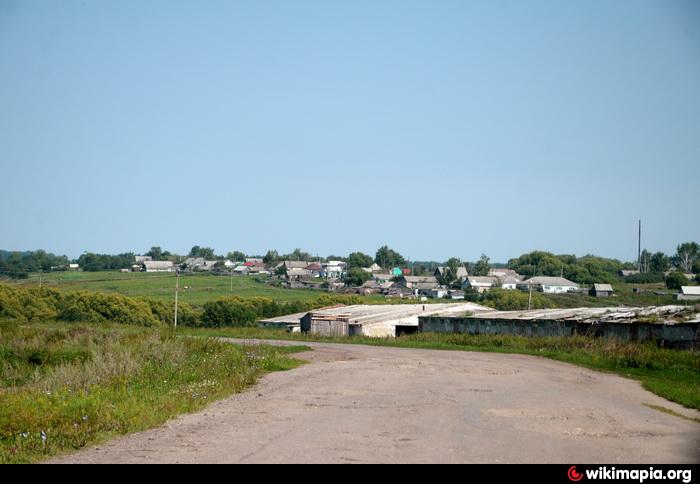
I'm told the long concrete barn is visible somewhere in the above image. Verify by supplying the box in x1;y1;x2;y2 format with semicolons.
260;303;492;338
419;305;700;347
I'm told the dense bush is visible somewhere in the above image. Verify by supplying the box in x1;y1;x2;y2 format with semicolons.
0;285;162;326
0;285;368;327
665;272;689;291
199;294;366;328
479;288;555;311
507;251;625;284
624;272;666;284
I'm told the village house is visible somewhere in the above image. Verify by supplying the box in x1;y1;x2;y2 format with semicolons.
498;276;520;290
590;283;614;297
305;262;324;277
321;262;345;279
398;275;439;290
233;265;250;275
143;261;174;272
361;263;383;274
517;276;579;294
434;266;469;281
677;286;700;301
488;268;522;279
462;276;498;293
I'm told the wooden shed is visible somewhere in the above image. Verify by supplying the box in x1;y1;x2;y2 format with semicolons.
590;283;614;297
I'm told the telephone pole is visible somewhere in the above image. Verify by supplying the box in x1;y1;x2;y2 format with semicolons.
638;219;642;272
174;270;179;329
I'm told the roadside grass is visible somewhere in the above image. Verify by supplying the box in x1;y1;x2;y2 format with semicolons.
0;321;309;463
181;326;700;411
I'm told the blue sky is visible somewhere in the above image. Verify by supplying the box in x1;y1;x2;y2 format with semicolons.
1;0;698;262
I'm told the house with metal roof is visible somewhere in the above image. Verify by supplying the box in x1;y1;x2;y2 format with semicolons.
590;283;614;297
517;276;579;294
678;286;700;301
143;261;174;272
462;276;498;293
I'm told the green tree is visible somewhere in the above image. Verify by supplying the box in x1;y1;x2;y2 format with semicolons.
436;257;463;287
640;249;652;273
347;252;374;270
472;254;491;276
344;268;372;287
189;246;215;259
227;251;247;262
672;242;699;273
649;252;670;273
374;246;406;268
263;250;279;265
146;246;164;260
665;272;689;290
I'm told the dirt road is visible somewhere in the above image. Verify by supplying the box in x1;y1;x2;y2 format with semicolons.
52;341;700;464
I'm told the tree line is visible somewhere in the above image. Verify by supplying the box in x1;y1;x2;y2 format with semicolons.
1;242;698;285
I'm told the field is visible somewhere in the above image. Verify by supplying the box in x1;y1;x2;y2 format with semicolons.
2;271;687;309
0;322;308;463
3;271;385;305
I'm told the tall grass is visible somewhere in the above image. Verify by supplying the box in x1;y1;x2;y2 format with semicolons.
0;322;307;463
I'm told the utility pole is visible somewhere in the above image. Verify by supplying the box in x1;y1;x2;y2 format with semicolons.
638;219;642;272
174;270;179;329
528;264;537;310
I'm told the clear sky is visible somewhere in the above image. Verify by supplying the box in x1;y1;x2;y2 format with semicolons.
1;0;698;263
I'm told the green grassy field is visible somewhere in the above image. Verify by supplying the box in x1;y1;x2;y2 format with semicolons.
2;271;688;309
3;271;386;306
0;322;309;463
181;326;700;411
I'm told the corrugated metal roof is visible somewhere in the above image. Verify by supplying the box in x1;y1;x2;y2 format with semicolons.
681;286;700;295
522;276;578;287
593;284;614;292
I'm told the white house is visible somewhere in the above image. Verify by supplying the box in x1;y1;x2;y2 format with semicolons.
497;276;520;290
322;264;345;279
462;276;498;293
518;276;578;294
678;286;700;301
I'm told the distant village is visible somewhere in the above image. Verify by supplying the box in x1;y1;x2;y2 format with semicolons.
122;256;700;302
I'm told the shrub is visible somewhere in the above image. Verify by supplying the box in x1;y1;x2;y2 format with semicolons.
480;288;555;311
666;272;689;291
625;272;666;284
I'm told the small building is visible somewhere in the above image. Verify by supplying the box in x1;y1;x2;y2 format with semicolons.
143;261;174;272
497;276;520;290
517;276;578;294
399;275;439;289
233;265;251;275
68;263;80;270
590;283;614;297
678;286;700;301
488;268;522;279
287;268;312;279
448;290;465;300
305;263;324;277
321;264;345;279
619;270;640;278
361;263;383;274
462;276;498;293
135;255;152;263
434;266;469;281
